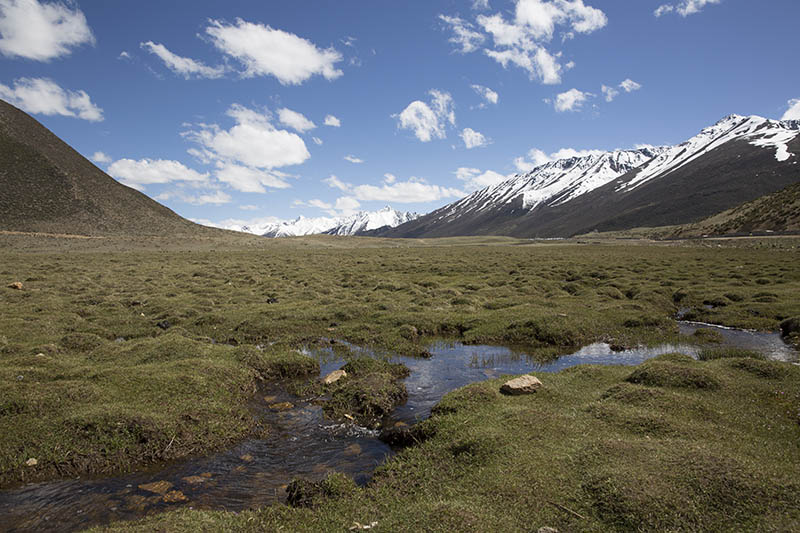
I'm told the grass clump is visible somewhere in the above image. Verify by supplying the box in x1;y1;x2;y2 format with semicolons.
320;357;410;428
698;347;766;361
626;356;722;390
692;327;724;343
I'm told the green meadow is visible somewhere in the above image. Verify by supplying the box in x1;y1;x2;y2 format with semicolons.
1;234;798;531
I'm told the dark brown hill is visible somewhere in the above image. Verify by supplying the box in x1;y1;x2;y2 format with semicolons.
0;99;210;236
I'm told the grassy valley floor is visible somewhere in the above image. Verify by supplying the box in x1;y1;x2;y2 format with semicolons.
0;234;798;531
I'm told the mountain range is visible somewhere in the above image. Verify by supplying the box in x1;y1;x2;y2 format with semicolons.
224;206;419;237
2;97;798;241
375;115;800;238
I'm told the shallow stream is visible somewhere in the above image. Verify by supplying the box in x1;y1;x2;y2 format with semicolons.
0;323;795;532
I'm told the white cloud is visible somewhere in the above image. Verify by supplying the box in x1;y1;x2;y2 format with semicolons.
484;44;562;84
351;178;466;204
107;158;209;190
395;89;455;142
602;79;641;102
0;0;94;61
655;0;721;17
312;136;323;145
323;175;350;191
471;84;499;105
442;1;606;85
332;196;361;216
205;18;343;85
239;204;259;211
324;114;341;127
514;146;604;171
620;78;642;92
455;167;508;190
344;154;364;163
439;14;485;53
654;5;674;16
554;88;591;112
473;0;490;9
461;127;489;149
215;163;292;193
323;173;466;204
182;190;232;205
91;151;111;164
140;41;225;79
783;99;800;121
185;103;309;173
118;50;131;60
277;107;316;133
601;84;619;102
0;77;103;121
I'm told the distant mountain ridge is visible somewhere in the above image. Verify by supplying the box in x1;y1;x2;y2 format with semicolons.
377;114;800;238
0;99;209;236
226;206;419;237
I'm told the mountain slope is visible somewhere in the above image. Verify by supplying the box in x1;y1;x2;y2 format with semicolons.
668;181;800;237
0;99;207;236
379;115;800;238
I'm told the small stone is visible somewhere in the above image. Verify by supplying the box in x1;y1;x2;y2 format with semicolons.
263;395;277;403
138;480;173;495
156;320;171;330
35;352;46;357
538;528;559;533
269;402;294;411
8;281;23;290
25;458;38;467
500;374;543;395
344;443;362;456
162;490;188;503
240;454;254;462
322;369;347;385
181;476;206;485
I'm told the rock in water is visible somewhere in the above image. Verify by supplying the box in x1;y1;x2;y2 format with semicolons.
162;490;188;503
138;480;173;495
322;369;347;385
500;375;543;395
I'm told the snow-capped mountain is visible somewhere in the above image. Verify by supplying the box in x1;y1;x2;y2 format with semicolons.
619;115;800;192
228;207;419;237
378;114;800;239
324;206;419;236
444;147;667;221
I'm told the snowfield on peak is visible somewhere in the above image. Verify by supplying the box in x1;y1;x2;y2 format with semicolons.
442;147;667;222
216;207;419;237
619;115;800;192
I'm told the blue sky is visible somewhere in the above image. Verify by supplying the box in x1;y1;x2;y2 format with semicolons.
1;0;799;228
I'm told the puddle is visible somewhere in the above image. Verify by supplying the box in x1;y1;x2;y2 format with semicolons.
1;327;795;532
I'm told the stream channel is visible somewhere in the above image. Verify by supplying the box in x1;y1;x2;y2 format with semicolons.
1;322;796;532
